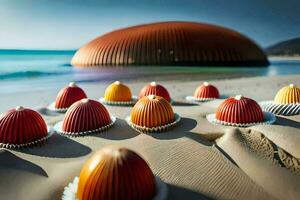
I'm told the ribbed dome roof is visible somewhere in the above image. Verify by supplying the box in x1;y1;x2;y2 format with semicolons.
71;21;268;67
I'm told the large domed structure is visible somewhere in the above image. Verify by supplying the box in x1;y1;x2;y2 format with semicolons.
71;21;269;67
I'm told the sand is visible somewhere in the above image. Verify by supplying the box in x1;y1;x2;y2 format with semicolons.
0;74;299;200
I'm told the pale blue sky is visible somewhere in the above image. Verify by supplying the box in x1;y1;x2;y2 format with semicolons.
0;0;299;49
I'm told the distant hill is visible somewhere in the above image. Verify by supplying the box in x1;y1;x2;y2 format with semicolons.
265;38;300;56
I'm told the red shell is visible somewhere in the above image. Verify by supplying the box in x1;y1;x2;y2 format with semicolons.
62;99;111;133
55;83;87;109
0;107;48;145
216;96;264;124
138;82;171;102
77;146;156;200
194;83;220;99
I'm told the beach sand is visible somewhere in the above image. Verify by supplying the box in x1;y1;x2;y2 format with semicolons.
0;74;299;200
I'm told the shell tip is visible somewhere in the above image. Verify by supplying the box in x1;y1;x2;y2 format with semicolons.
234;95;243;100
150;82;157;86
289;83;295;88
81;98;89;103
114;81;121;85
148;95;156;100
69;82;77;87
15;106;24;111
203;82;209;86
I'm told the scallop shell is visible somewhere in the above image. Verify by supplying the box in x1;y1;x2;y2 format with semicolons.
215;95;264;124
274;84;300;104
0;106;49;148
54;82;87;110
139;82;171;102
194;82;220;99
76;147;158;200
104;81;132;102
260;101;300;116
130;95;174;128
61;99;112;134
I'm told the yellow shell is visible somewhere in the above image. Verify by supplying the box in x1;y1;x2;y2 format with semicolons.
104;81;132;102
274;84;300;104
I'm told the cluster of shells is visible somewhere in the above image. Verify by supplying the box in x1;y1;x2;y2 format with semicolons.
0;81;299;200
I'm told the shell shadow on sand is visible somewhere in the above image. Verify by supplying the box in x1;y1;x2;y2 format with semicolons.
16;133;91;158
274;116;300;129
150;117;212;146
92;118;139;140
0;150;48;177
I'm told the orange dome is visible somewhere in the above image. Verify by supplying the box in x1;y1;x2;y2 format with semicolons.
104;81;132;102
55;82;87;109
0;106;48;146
71;21;268;67
274;84;300;104
62;99;111;133
138;82;171;102
130;95;174;127
77;146;156;200
216;95;264;124
194;82;220;99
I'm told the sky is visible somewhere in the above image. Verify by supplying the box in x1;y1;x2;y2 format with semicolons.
0;0;299;50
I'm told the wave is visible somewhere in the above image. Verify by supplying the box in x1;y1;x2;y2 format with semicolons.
0;70;66;80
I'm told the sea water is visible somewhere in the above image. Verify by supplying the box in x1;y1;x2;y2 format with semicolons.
0;50;299;94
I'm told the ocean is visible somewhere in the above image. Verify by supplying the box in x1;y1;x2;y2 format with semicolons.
0;50;299;94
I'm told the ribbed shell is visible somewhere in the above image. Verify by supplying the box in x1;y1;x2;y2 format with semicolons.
55;85;87;109
62;99;111;133
71;21;269;67
216;97;264;124
0;108;48;145
274;85;300;104
194;84;220;99
77;147;156;200
104;82;132;101
138;83;171;102
131;96;174;127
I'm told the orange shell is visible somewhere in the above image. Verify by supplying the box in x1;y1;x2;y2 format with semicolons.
138;82;171;102
77;146;156;200
274;84;300;104
0;106;48;145
216;95;264;124
55;82;87;109
194;82;220;99
71;21;268;67
62;99;111;133
104;81;132;102
131;95;174;127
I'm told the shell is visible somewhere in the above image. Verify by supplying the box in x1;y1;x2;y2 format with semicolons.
216;95;264;124
274;84;300;104
104;81;132;102
193;82;220;99
139;82;171;102
131;95;174;128
71;21;269;67
0;106;48;145
62;99;111;133
77;146;157;200
55;82;87;109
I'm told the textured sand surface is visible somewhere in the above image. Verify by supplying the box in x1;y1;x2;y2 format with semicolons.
0;75;299;200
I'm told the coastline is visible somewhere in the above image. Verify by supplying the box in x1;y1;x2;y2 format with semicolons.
269;56;300;61
0;74;300;199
